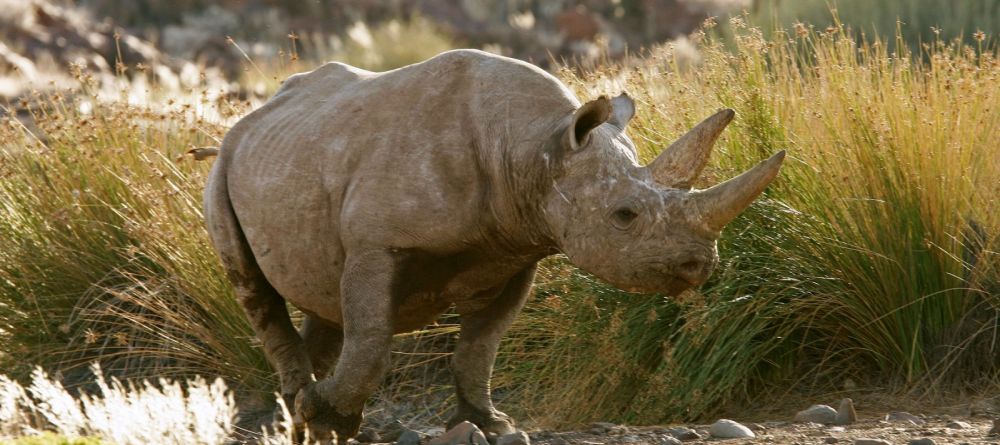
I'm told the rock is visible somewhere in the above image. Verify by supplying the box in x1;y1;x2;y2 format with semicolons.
496;431;529;445
709;419;755;439
836;398;858;425
886;412;925;425
908;439;935;445
590;422;618;433
946;420;971;429
828;427;847;433
853;439;892;445
990;418;1000;436
824;437;839;444
796;405;839;424
357;428;382;443
659;436;682;445
381;420;407;442
428;422;488;445
396;429;423;445
665;427;700;441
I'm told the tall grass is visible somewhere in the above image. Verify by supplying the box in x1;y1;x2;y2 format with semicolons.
0;13;997;432
497;19;999;425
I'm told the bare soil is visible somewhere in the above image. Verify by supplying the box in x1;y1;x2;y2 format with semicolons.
523;417;998;445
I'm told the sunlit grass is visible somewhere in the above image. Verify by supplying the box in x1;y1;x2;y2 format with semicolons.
0;11;997;434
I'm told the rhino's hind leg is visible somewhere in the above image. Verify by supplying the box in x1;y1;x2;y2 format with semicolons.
300;315;344;379
204;168;314;413
295;250;398;444
449;264;537;436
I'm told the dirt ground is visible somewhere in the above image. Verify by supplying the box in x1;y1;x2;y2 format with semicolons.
522;417;999;445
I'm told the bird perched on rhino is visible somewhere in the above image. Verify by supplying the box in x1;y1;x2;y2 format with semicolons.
202;49;785;444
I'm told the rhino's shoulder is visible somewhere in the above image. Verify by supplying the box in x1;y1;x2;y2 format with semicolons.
274;61;374;96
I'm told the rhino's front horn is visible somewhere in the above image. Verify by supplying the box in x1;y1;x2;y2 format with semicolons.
648;109;735;189
694;150;786;231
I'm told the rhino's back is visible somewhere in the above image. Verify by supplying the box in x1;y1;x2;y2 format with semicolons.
218;50;576;323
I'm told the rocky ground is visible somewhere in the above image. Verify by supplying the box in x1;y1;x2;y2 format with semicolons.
345;401;1000;445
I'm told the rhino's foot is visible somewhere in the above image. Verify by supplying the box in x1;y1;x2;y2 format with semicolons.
293;383;362;445
448;409;516;437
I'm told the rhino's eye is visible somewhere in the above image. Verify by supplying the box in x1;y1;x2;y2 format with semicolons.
611;207;639;230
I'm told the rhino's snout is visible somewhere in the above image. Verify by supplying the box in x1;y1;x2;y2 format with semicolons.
675;257;713;287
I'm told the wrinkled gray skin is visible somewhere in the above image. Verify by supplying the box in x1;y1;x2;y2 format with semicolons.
203;49;784;443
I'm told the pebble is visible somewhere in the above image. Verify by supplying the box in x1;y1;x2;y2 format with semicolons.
796;405;839;424
836;398;858;425
946;420;971;429
381;420;407;442
824;437;839;444
828;427;847;433
886;412;925;425
665;427;700;441
496;431;529;445
659;436;682;445
396;429;423;445
427;422;488;445
709;419;756;439
907;439;935;445
853;439;892;445
356;428;382;443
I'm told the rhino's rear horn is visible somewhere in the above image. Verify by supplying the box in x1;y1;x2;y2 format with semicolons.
694;150;786;231
647;109;735;188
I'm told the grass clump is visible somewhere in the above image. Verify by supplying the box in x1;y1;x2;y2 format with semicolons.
497;19;999;425
0;365;239;445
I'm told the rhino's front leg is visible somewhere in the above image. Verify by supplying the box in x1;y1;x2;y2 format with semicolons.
449;264;537;436
295;250;397;444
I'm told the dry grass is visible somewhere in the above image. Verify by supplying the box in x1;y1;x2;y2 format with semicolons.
0;9;997;436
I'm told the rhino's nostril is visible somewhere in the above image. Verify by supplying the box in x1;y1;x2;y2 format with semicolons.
677;260;705;284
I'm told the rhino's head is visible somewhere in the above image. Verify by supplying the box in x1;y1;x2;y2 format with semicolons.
542;94;785;295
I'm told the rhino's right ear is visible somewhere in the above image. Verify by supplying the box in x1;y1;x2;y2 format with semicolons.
565;96;611;151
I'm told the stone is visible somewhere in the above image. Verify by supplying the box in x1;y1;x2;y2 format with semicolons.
357;428;382;443
853;439;892;445
496;431;530;445
824;438;839;444
796;405;839;424
659;436;683;445
396;429;423;445
709;419;755;439
590;422;618;433
886;412;925;425
908;439;936;445
381;420;407;442
665;427;700;441
828;427;847;433
836;398;858;425
946;420;971;429
428;422;487;445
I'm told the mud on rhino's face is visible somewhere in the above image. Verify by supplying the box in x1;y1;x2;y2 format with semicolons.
543;94;785;295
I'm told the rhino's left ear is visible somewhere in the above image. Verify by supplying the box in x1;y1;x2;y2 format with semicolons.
609;92;635;130
566;96;611;150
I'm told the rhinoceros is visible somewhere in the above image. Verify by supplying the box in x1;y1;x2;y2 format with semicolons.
203;49;784;442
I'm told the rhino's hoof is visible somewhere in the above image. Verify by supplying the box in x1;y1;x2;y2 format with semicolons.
293;383;363;444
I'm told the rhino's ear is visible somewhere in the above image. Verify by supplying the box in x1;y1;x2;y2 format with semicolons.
566;96;611;151
609;92;635;130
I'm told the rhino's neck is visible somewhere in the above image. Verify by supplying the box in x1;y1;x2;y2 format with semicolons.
474;117;565;259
